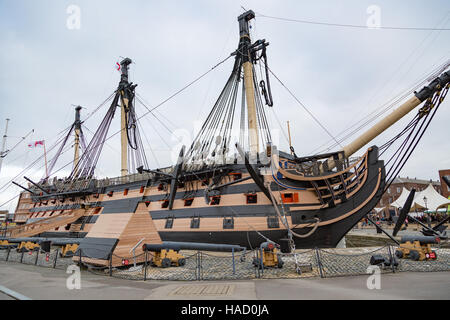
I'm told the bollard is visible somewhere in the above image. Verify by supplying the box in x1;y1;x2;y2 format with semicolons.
6;247;11;261
199;251;203;281
232;248;236;275
254;250;260;278
143;249;148;281
196;251;202;281
388;246;396;273
259;247;264;276
315;248;324;278
196;251;199;280
53;249;59;268
109;254;112;277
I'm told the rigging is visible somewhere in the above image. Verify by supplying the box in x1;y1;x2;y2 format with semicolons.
255;11;450;31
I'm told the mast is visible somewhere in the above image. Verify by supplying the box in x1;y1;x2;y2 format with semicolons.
326;70;450;169
0;118;10;175
73;106;82;176
119;58;133;177
287;121;293;155
238;10;259;155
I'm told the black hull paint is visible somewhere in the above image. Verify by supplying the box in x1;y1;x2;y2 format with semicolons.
160;147;385;250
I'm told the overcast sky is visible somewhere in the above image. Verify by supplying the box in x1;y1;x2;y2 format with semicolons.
0;0;449;211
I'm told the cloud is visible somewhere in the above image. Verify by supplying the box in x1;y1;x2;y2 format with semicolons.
0;0;449;211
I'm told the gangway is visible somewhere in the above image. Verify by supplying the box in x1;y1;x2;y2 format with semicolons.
4;208;87;238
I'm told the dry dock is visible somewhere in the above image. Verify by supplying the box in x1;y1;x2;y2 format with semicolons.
345;225;450;248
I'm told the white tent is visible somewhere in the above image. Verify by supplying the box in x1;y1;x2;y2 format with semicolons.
413;183;450;212
389;184;450;212
390;187;411;208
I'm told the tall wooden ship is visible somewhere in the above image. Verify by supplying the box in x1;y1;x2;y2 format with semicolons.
3;10;449;266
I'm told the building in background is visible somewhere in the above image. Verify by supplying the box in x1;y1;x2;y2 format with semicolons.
6;213;14;223
0;210;7;223
438;169;450;199
378;176;442;208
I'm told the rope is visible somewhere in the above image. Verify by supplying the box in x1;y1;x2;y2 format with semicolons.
255;12;450;31
266;181;320;239
43;55;233;181
262;61;343;149
310;58;450;155
0;129;34;159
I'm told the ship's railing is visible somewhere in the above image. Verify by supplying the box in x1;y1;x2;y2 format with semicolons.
29;167;174;196
290;155;361;177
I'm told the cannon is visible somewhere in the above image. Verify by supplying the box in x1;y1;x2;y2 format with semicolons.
252;241;283;269
1;237;81;256
395;235;439;261
142;241;246;268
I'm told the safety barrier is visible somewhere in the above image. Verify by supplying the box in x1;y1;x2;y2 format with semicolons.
1;246;449;281
0;247;76;270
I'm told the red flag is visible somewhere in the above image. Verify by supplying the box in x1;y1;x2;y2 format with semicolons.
28;140;44;148
116;62;121;71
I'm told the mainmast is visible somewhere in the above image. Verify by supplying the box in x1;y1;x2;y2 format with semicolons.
73;106;82;176
238;10;259;155
183;10;273;169
0;118;10;175
119;58;133;177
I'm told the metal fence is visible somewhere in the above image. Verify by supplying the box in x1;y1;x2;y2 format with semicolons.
1;246;449;281
318;246;395;277
0;247;76;270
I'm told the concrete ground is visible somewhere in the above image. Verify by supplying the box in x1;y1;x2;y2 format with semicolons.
0;260;448;300
0;292;13;300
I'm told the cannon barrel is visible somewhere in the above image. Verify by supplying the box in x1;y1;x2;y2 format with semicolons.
143;243;181;252
143;241;246;252
326;70;450;169
400;235;440;244
3;237;45;244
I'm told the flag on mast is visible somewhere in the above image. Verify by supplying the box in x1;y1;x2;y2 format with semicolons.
28;140;44;148
28;140;48;177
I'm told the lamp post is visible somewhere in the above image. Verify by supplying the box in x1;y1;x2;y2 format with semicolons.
423;196;431;227
423;196;428;211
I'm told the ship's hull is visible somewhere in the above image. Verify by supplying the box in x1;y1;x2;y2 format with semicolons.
9;146;384;264
157;147;385;250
